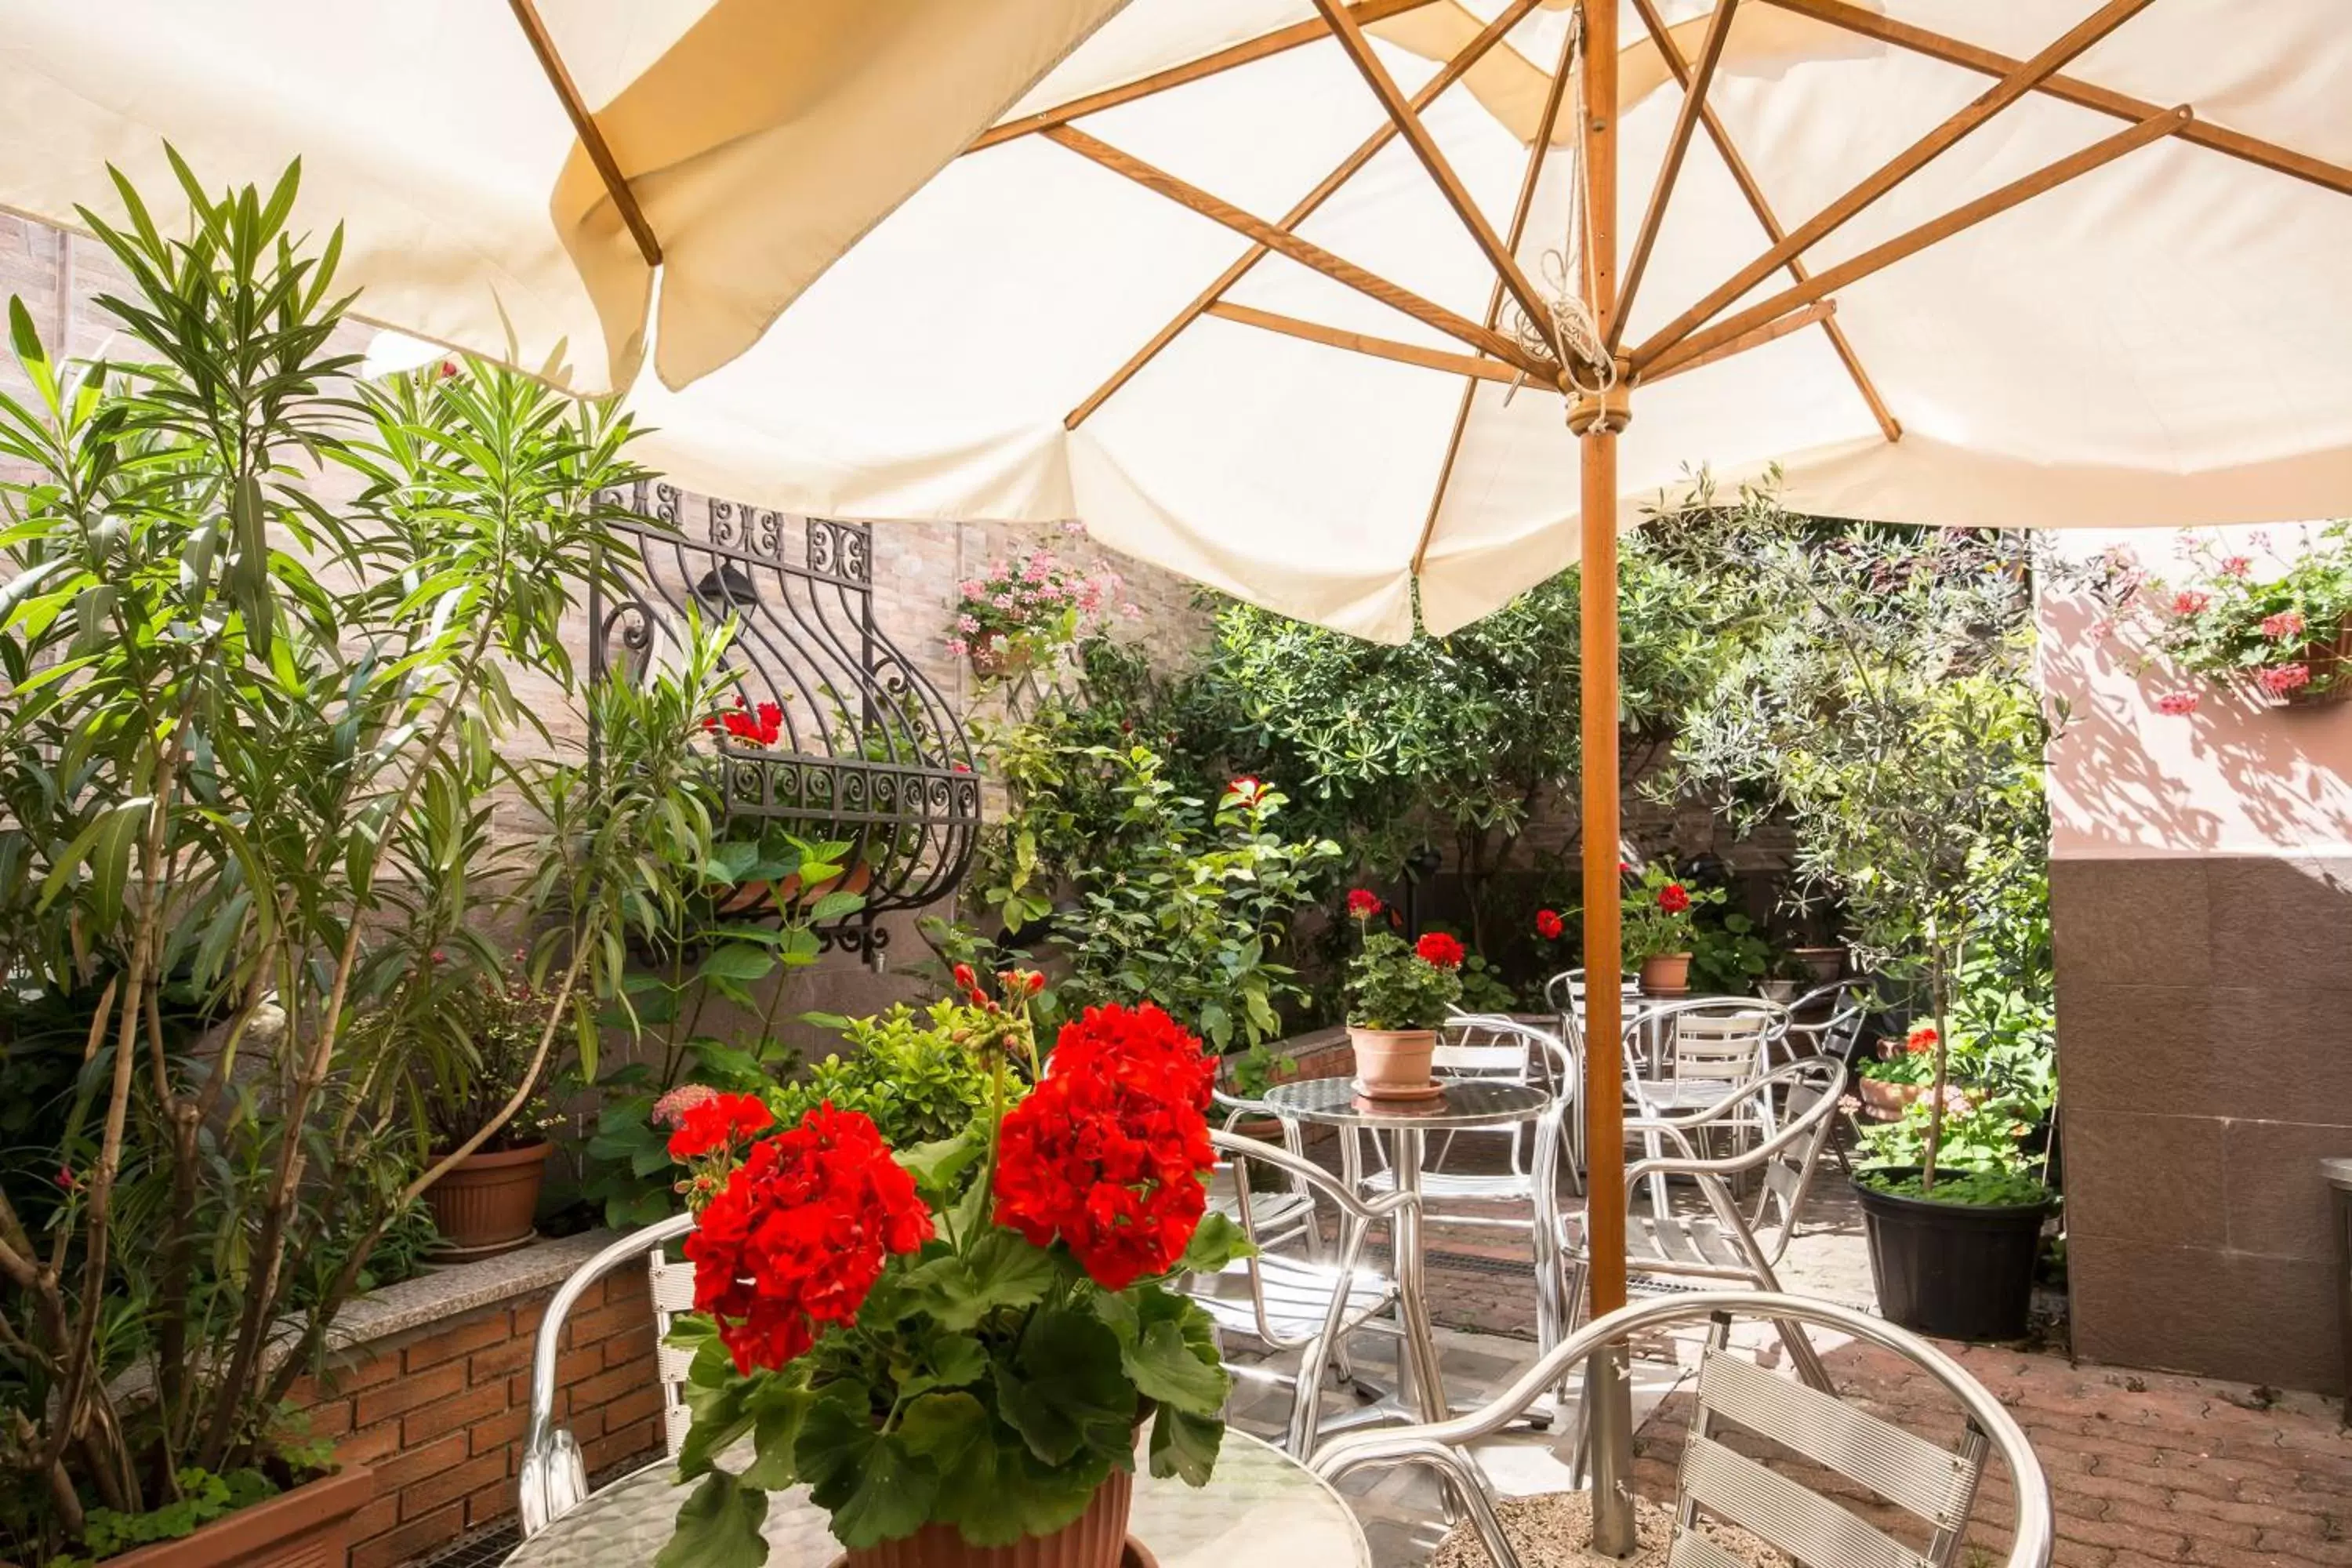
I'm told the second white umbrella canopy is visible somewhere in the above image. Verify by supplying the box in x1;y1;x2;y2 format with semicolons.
619;0;2352;642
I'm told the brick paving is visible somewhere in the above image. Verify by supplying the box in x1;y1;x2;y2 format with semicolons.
1245;1134;2351;1568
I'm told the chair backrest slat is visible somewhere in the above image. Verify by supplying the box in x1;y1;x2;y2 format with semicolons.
1697;1350;1984;1530
1680;1433;1932;1568
647;1249;698;1457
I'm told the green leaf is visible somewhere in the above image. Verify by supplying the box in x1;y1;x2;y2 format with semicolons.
738;1379;817;1490
991;1308;1137;1466
1094;1290;1229;1414
894;1130;980;1196
906;1230;1056;1332
1174;1210;1253;1276
697;943;777;983
895;1390;989;1474
655;1470;769;1568
799;1395;938;1549
1149;1403;1224;1486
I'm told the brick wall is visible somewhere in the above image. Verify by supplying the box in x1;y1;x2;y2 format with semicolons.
286;1236;663;1568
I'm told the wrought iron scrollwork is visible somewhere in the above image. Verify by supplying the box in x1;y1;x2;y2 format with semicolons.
588;481;979;956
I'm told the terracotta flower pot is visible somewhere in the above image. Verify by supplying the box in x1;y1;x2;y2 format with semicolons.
1791;946;1846;983
841;1461;1138;1568
969;633;1036;681
1759;978;1798;1004
104;1465;372;1568
1347;1026;1438;1097
2282;612;2352;706
1637;952;1693;996
423;1139;550;1259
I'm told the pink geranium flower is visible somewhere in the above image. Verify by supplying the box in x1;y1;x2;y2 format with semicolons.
2257;662;2312;695
2260;609;2307;640
2220;555;2253;578
2154;691;2201;716
2169;590;2211;617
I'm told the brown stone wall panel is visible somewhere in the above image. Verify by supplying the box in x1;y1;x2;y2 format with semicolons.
2218;980;2352;1116
2222;1117;2352;1258
2063;1111;2227;1249
2204;856;2352;986
2070;1235;2342;1395
2056;978;2221;1117
2052;857;2212;989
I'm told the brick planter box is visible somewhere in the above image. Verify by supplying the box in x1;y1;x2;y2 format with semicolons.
283;1231;666;1568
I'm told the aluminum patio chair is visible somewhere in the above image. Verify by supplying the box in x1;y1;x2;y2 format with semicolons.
1210;1086;1325;1258
1781;976;1875;1064
517;1210;695;1537
1545;967;1639;1036
1306;1291;2053;1568
1182;1129;1414;1457
1619;998;1788;1215
1566;1055;1846;1390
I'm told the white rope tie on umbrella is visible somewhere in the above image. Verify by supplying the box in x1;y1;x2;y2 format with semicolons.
1504;2;1615;402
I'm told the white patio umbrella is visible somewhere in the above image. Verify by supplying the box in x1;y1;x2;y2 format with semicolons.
0;0;1127;393
596;4;2351;1529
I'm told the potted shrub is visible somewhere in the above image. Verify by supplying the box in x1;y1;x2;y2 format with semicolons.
944;547;1131;680
0;156;742;1564
1620;862;1721;995
2090;525;2352;710
1341;890;1465;1097
655;978;1248;1568
413;964;564;1258
1852;1022;1954;1119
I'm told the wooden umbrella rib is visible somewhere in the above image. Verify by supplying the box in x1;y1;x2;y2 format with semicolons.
1041;125;1555;380
1204;301;1522;383
1634;105;2193;378
1416;16;1582;575
1311;0;1575;371
1757;0;2352;200
1625;0;1899;441
1631;0;2159;369
1609;0;1738;354
1636;299;1838;384
508;0;661;267
971;0;1443;152
1065;0;1544;430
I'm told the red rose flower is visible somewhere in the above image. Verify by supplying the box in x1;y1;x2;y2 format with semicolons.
684;1104;933;1373
666;1091;775;1160
1414;931;1465;969
1345;888;1382;919
1657;883;1692;914
1534;908;1565;941
994;1003;1216;1290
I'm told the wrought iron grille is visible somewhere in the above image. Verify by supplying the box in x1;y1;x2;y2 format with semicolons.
587;481;979;959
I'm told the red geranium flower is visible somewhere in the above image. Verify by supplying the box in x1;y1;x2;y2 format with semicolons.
994;1003;1216;1290
684;1104;933;1373
1345;888;1382;919
1657;883;1692;914
1414;931;1465;969
1905;1023;1938;1054
1228;776;1263;801
1534;908;1565;941
666;1091;775;1160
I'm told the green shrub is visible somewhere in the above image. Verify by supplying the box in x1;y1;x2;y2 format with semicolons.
771;1000;1014;1147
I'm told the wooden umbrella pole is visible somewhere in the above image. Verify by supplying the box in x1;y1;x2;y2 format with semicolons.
1574;0;1636;1554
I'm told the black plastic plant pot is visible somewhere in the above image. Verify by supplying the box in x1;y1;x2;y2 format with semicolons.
1853;1168;2053;1341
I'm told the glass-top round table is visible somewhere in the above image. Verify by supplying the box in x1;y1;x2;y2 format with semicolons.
503;1429;1369;1566
1258;1076;1559;1427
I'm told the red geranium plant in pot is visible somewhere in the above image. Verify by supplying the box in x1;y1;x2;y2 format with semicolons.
1340;892;1465;1098
655;971;1249;1568
1618;862;1722;995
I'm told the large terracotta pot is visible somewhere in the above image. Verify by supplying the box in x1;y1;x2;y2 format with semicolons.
1637;952;1693;995
1347;1026;1438;1097
423;1139;550;1259
841;1462;1139;1568
1791;946;1846;983
105;1465;372;1568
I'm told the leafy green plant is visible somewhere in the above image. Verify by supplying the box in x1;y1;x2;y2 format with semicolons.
1856;1166;2050;1208
1657;477;2054;1200
655;993;1247;1563
0;154;722;1560
1453;951;1519;1014
1689;910;1773;994
772;1000;1012;1148
572;828;858;1229
1342;909;1465;1033
2086;524;2352;705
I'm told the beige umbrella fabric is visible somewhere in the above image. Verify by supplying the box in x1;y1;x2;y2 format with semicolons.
586;0;2352;643
0;0;1127;393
